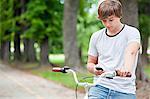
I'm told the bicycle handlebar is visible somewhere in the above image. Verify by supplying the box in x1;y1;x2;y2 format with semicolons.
52;67;62;72
52;66;94;87
52;66;131;78
52;66;70;73
95;66;131;77
52;66;131;99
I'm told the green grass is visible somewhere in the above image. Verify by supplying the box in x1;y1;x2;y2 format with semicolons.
40;71;76;88
31;69;93;90
144;64;150;78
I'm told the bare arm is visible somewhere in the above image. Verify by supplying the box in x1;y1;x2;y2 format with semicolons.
87;55;104;75
118;42;140;77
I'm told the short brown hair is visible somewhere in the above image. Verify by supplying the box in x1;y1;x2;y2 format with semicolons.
98;0;122;20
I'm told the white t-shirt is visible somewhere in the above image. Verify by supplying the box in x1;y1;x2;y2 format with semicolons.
88;24;141;94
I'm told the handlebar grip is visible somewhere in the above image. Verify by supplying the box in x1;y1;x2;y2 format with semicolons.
52;66;70;73
52;67;62;72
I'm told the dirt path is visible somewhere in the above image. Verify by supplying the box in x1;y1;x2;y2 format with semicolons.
0;64;84;99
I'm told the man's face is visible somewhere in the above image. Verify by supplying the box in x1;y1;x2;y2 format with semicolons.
101;15;121;30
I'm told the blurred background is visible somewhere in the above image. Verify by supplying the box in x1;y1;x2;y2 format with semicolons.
0;0;150;98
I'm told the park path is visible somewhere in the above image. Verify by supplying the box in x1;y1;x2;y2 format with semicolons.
0;64;84;99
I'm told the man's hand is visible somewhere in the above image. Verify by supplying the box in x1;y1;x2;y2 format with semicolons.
94;67;105;76
116;70;132;77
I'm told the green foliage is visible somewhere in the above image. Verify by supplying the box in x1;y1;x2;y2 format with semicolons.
77;15;103;52
138;0;149;3
0;0;64;54
139;14;150;39
138;0;150;41
23;0;63;40
144;64;150;78
77;0;104;63
20;0;63;53
0;0;14;42
2;0;149;63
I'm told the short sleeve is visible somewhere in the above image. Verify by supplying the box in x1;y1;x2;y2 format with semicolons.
88;33;98;57
127;28;142;53
127;28;141;45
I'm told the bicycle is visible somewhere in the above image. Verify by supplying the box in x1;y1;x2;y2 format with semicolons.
52;66;131;99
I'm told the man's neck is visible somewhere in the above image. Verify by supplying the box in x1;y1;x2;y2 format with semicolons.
107;23;124;36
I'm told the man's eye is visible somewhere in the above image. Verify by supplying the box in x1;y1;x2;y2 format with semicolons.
109;19;113;21
102;20;106;22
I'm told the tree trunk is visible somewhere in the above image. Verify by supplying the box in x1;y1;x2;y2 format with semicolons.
120;0;147;81
40;37;49;65
14;32;21;61
0;41;10;62
3;41;10;62
136;55;149;81
23;39;36;62
21;0;35;62
13;0;22;62
63;0;81;68
120;0;139;28
141;37;149;66
0;43;2;60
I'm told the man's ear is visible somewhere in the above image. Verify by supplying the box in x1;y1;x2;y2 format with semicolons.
97;16;101;20
119;16;122;20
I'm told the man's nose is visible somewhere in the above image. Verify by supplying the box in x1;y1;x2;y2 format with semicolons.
105;22;110;27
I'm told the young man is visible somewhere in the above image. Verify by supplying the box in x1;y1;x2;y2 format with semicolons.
87;0;141;99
